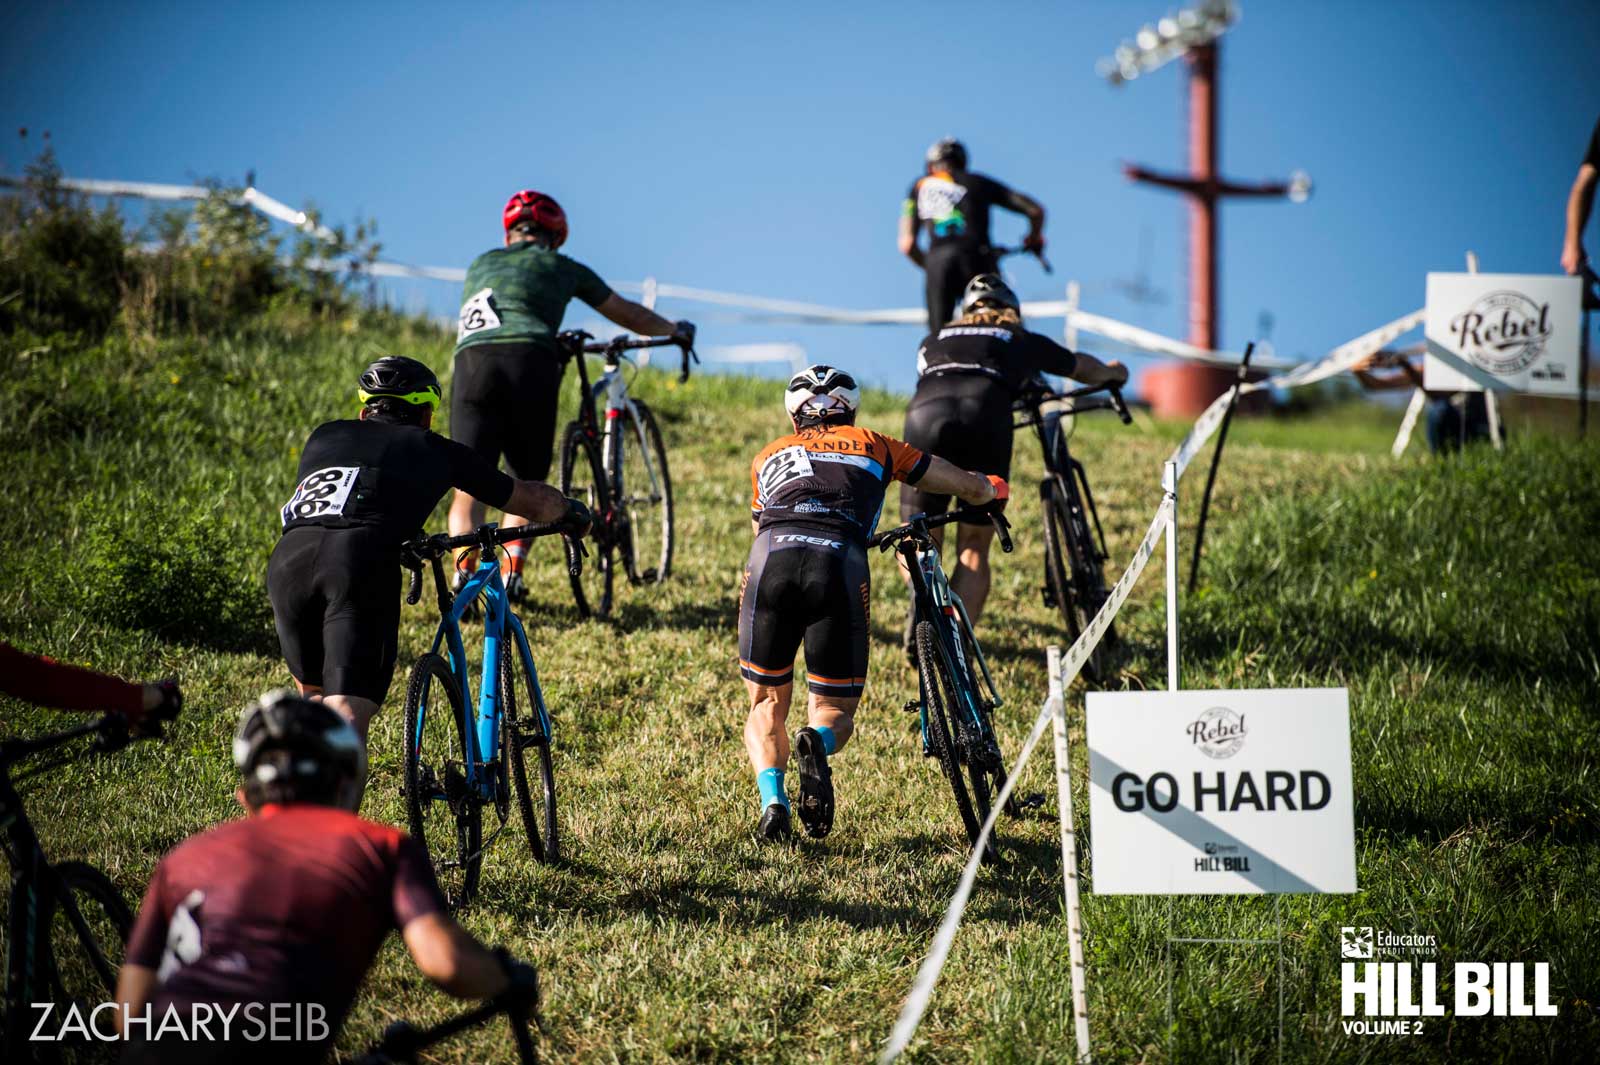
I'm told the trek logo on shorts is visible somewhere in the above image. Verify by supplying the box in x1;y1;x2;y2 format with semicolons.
457;287;502;341
281;466;360;526
756;445;815;500
773;533;844;549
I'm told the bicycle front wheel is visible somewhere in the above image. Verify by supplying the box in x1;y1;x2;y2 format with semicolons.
403;653;482;907
915;620;997;862
42;861;131;1011
620;401;674;585
559;422;615;619
502;636;559;863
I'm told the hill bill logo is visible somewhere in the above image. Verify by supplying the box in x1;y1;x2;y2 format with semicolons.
1187;707;1247;759
1448;290;1552;375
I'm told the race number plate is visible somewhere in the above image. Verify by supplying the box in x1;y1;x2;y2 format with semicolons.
457;287;501;340
281;466;360;526
757;445;814;499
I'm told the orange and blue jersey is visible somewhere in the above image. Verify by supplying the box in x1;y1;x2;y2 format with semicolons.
749;423;931;545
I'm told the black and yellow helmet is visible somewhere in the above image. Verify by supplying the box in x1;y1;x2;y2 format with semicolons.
358;356;441;411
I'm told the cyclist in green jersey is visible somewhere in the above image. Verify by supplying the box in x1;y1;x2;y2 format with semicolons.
449;190;696;599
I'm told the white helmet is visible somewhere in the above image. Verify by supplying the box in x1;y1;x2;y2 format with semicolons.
785;365;861;422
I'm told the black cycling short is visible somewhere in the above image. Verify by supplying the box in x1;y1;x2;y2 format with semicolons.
738;527;870;698
923;243;998;334
900;374;1013;524
451;341;566;482
267;526;401;703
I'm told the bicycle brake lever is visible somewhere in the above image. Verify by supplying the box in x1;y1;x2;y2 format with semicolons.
1109;387;1133;425
563;533;585;579
404;557;424;606
990;510;1014;554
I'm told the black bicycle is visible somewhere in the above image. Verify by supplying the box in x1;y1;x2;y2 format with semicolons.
345;979;541;1065
557;330;696;619
1014;381;1132;683
870;506;1017;862
1;712;169;1063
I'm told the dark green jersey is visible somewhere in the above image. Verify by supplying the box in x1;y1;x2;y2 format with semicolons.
453;243;614;353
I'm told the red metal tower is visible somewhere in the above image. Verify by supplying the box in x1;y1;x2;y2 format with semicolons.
1100;3;1309;416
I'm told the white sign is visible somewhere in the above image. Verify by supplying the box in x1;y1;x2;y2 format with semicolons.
1086;688;1356;894
1423;272;1583;395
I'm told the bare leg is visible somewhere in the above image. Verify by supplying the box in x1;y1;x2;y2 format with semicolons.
321;694;380;811
744;679;793;773
950;521;996;624
449;489;487;538
806;692;859;751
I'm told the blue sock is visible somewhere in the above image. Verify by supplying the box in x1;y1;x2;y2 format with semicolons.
757;767;788;811
813;725;838;756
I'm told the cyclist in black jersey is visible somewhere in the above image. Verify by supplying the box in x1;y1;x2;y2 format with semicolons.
448;189;695;601
899;138;1047;334
741;366;1005;843
900;274;1126;647
268;356;579;799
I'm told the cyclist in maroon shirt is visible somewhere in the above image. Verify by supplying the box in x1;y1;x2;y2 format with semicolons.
115;692;535;1064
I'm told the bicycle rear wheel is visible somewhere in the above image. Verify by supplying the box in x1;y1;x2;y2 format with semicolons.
42;861;131;1009
1041;479;1115;683
620;401;674;584
559;422;615;618
502;635;559;863
915;621;997;862
403;653;482;907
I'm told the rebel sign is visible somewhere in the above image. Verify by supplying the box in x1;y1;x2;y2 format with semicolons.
1086;688;1357;895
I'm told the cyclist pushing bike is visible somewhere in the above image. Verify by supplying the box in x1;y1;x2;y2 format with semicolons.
449;189;695;601
899;138;1048;334
898;274;1127;657
115;692;538;1065
741;365;1005;843
267;356;581;797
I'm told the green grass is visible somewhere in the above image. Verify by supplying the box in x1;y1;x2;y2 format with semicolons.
1;310;1597;1063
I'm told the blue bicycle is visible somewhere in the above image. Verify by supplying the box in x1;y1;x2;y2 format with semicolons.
399;517;586;905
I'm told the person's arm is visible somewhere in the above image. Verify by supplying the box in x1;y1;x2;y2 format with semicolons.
0;643;174;723
115;866;170;1033
443;439;569;523
402;912;511;998
1024;334;1127;390
993;178;1046;251
503;479;572;524
1563;163;1597;276
914;456;1001;507
898;182;925;268
1069;351;1128;389
114;966;159;1032
595;293;679;338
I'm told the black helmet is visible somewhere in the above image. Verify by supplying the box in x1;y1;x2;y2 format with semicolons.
358;355;441;411
960;273;1020;317
233;691;367;811
926;137;968;170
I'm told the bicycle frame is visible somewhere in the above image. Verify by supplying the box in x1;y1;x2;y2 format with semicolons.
573;351;669;538
899;534;1003;754
1028;399;1113;564
417;553;553;804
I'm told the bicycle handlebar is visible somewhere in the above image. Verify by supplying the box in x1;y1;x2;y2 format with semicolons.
558;329;699;383
0;709;168;769
992;244;1053;275
345;987;540;1065
868;506;1013;554
1013;383;1131;427
401;519;587;605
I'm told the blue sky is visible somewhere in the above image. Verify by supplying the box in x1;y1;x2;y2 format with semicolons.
4;1;1598;391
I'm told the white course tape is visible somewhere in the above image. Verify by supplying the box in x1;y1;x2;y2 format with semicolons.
880;496;1173;1063
1049;646;1092;1062
1391;387;1427;458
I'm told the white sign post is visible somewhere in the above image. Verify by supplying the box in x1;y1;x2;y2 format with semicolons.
1086;688;1357;895
1424;272;1584;396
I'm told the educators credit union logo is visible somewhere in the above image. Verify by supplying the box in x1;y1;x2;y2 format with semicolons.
1187;706;1247;759
1448;290;1552;374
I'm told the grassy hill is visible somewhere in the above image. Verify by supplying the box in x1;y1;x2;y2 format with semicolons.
1;307;1597;1063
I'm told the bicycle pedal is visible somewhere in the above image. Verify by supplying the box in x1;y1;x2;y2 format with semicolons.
903;699;920;714
639;567;658;581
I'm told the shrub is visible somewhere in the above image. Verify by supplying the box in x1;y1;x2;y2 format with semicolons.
72;504;275;653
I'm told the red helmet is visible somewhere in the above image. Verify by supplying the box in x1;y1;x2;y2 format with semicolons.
502;189;568;247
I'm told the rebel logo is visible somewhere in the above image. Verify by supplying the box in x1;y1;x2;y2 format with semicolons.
1187;707;1247;759
1448;291;1552;374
